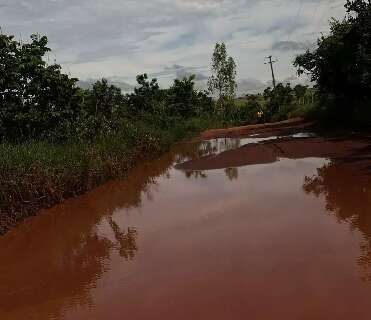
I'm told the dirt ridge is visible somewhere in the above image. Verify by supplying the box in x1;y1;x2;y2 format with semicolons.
201;117;315;139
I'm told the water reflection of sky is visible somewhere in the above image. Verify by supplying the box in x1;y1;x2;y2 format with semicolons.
199;132;318;156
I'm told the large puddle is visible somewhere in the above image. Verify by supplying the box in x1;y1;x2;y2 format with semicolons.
1;132;371;319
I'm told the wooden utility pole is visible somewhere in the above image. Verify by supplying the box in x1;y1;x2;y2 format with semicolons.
265;56;277;89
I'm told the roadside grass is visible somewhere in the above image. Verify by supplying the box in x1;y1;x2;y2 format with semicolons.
0;115;221;234
0;99;321;235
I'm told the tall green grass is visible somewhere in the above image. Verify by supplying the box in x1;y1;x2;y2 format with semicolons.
0;115;220;234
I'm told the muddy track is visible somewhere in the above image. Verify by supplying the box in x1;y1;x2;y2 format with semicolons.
201;117;316;139
178;120;371;172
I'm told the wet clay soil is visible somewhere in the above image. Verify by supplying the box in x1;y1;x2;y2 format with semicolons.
1;125;371;320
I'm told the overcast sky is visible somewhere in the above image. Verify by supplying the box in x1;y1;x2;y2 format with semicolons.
0;0;346;87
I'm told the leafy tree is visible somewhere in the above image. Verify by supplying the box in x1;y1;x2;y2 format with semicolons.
128;74;164;116
264;83;295;120
0;33;79;140
294;0;371;122
0;30;225;142
167;75;197;117
90;79;123;118
167;75;213;117
293;84;308;101
208;43;237;104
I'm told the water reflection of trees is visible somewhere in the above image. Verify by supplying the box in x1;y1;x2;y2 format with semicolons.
181;138;242;181
199;138;242;157
303;161;371;281
185;170;207;179
107;217;138;260
0;141;203;319
225;167;239;181
175;138;243;165
183;166;239;181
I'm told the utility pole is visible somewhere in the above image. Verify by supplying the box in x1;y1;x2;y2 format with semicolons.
265;56;277;89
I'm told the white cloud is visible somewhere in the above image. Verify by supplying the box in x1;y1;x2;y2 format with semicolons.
0;0;346;87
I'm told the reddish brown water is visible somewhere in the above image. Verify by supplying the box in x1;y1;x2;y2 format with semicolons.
2;132;371;320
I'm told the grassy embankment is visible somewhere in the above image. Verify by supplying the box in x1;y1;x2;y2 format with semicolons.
0;87;318;235
0;116;225;234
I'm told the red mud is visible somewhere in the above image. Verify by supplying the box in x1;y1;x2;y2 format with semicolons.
201;117;315;139
2;122;371;320
177;135;371;171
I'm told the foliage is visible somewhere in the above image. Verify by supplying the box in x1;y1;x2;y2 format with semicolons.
294;0;371;124
263;83;294;121
225;96;264;124
0;30;313;233
207;43;237;105
0;34;79;140
293;84;308;102
260;83;318;121
167;75;213;117
0;33;217;143
0;31;307;147
127;74;163;117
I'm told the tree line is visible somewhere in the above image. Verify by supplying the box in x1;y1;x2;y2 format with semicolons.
0;32;216;142
294;0;371;125
0;0;369;145
0;32;264;144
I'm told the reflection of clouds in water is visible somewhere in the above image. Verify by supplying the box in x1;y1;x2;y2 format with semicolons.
173;132;312;166
182;132;318;181
199;138;242;155
303;160;371;281
199;132;318;157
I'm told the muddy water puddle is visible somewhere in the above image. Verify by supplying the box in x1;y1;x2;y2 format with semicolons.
1;131;371;319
